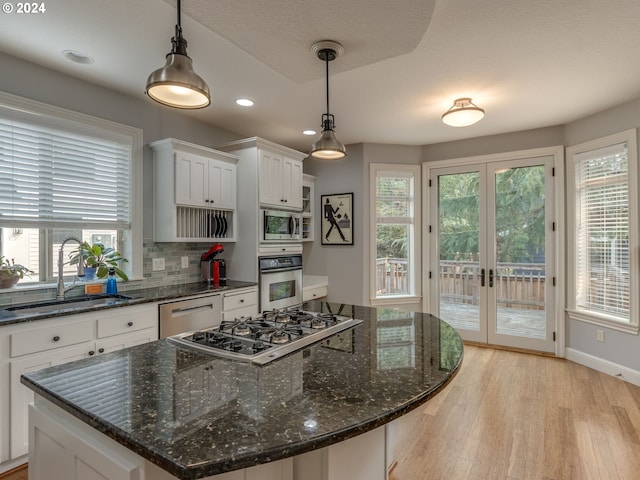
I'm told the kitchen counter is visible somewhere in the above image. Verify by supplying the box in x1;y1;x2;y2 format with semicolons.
0;280;256;326
21;301;463;479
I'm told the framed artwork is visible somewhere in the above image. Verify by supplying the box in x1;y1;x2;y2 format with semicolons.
321;192;353;245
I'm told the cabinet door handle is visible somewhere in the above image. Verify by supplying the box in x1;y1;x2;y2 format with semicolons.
88;350;95;356
489;269;494;288
52;335;60;342
480;268;485;287
98;348;105;354
127;321;134;327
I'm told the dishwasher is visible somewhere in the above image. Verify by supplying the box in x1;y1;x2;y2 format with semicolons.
159;294;222;338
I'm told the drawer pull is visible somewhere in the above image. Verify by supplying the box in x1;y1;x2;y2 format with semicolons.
98;348;105;354
127;321;134;327
52;335;60;342
88;350;95;356
240;299;245;303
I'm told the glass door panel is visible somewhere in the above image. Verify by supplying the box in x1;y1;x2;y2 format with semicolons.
487;159;555;352
430;156;555;353
433;167;487;343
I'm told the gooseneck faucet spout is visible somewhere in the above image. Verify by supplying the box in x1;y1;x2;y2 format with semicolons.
56;237;86;301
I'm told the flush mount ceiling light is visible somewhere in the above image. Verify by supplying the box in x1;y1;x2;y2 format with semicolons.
441;97;485;127
310;40;346;160
145;0;210;109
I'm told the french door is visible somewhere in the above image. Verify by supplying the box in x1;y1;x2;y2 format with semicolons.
427;154;556;353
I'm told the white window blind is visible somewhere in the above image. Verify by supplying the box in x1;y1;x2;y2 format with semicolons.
376;170;414;224
0;116;132;229
574;141;630;319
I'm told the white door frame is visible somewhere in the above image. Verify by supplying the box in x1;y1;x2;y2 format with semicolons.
422;146;565;357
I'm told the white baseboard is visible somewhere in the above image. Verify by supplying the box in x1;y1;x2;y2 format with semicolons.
565;348;640;387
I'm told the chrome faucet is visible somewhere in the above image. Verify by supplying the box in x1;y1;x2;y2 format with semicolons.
56;237;86;301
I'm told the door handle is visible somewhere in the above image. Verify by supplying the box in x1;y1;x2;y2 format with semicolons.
489;269;494;288
480;268;485;287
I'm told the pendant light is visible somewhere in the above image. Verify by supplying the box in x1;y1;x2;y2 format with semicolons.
145;0;210;109
441;98;484;127
310;41;346;160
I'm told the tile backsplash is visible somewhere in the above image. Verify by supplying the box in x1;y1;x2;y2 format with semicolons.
0;241;216;307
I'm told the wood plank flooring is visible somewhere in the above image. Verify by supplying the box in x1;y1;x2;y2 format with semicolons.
3;346;639;480
0;464;26;480
391;345;640;480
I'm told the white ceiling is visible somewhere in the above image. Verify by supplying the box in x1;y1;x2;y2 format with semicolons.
2;0;640;153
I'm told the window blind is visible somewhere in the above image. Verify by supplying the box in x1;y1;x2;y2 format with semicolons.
574;141;630;319
376;171;414;224
0;117;132;229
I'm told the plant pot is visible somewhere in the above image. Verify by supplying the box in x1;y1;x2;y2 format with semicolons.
84;267;97;280
0;272;20;289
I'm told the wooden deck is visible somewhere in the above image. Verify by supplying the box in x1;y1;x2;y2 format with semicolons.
439;302;546;339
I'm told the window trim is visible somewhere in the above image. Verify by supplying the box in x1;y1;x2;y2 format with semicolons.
566;129;639;334
369;163;421;304
0;91;143;283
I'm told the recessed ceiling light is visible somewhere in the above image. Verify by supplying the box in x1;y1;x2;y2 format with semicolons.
303;130;317;136
62;50;94;64
235;98;254;107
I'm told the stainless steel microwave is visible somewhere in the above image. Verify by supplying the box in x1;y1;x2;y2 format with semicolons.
261;209;302;242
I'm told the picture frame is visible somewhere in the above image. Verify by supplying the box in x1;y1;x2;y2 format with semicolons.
321;192;353;245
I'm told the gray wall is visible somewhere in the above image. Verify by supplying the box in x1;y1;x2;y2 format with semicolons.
0;51;240;245
303;143;422;306
563;98;640;373
3;51;639;373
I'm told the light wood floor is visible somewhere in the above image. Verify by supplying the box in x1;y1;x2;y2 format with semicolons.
391;345;640;480
0;464;26;480
3;347;639;480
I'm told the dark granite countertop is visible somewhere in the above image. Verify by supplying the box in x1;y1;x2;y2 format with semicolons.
21;301;463;480
0;280;256;326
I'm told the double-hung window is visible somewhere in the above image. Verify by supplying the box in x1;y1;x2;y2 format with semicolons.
370;164;421;303
566;129;638;333
0;92;142;285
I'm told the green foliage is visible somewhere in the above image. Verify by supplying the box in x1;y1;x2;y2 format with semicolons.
69;242;129;281
0;255;34;279
438;166;546;262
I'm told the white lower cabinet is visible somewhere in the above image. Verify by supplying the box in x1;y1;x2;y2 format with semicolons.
30;393;394;480
10;343;90;459
30;400;144;480
0;303;159;467
222;287;259;321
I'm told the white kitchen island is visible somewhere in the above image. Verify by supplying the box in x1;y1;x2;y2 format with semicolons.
22;301;463;480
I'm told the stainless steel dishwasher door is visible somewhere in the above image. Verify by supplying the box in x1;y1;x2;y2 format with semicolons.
159;294;222;338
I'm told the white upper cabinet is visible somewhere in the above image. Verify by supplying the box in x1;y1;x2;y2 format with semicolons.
217;137;306;212
259;151;303;209
150;138;238;242
174;149;236;210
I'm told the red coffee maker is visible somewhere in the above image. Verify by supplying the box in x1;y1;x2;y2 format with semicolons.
200;244;227;286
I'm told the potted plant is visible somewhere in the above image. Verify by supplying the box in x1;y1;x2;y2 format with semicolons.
69;242;129;281
0;256;34;288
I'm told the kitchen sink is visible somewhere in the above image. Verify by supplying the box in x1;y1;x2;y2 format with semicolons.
6;294;135;314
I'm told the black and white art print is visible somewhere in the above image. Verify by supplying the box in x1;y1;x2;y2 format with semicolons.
321;193;353;245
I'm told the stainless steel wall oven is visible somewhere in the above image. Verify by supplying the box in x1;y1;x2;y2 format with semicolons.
258;254;302;311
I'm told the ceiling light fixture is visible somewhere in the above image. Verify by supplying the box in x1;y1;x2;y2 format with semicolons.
145;0;210;109
235;98;254;107
310;40;346;160
441;97;485;127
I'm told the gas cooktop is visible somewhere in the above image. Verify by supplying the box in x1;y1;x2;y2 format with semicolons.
168;309;362;365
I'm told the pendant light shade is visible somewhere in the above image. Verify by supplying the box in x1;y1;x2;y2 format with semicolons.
310;41;346;160
145;0;210;109
441;97;484;127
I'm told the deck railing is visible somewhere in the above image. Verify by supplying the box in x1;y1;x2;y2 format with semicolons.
439;260;546;310
376;258;546;309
